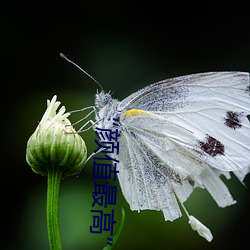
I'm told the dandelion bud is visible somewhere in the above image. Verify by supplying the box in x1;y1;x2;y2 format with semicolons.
26;95;87;178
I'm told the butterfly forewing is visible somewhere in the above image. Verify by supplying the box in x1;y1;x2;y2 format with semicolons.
118;72;250;173
119;72;249;112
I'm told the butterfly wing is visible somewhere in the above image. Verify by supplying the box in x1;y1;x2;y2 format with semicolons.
117;111;237;221
113;125;183;221
115;72;250;221
118;72;250;173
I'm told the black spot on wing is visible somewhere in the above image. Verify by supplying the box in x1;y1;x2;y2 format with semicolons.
224;111;243;130
199;135;225;157
186;177;195;186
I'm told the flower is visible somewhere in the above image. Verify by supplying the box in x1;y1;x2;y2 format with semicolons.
26;95;87;178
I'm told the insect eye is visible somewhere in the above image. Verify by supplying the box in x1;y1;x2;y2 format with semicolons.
103;94;110;105
95;92;112;109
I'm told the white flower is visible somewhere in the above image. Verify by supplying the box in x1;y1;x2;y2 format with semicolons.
188;215;213;242
40;95;71;125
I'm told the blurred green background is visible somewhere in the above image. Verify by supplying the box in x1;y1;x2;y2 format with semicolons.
2;2;250;250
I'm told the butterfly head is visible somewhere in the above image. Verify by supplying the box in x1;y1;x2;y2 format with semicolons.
94;90;121;130
95;90;113;109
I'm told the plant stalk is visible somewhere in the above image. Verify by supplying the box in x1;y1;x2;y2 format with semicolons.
47;165;63;250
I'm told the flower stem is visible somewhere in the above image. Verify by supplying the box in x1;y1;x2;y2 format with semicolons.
47;165;63;250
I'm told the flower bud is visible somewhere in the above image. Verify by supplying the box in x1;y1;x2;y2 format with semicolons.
26;95;87;178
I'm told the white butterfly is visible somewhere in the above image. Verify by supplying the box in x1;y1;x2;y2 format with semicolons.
89;71;250;241
59;59;250;241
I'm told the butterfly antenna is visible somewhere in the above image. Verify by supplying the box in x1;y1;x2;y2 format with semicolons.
60;53;104;91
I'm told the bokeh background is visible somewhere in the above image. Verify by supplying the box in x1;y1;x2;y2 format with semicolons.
2;2;250;250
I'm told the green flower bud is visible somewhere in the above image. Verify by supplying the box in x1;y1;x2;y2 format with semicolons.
26;95;87;178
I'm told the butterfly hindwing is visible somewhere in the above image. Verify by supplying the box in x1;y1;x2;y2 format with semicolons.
114;120;183;221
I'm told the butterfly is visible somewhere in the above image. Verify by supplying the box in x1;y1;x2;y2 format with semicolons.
60;53;250;241
91;71;250;241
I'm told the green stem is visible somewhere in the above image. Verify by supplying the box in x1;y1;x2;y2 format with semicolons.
102;208;125;250
47;165;63;250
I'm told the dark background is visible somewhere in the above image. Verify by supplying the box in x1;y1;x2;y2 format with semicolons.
2;2;250;250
